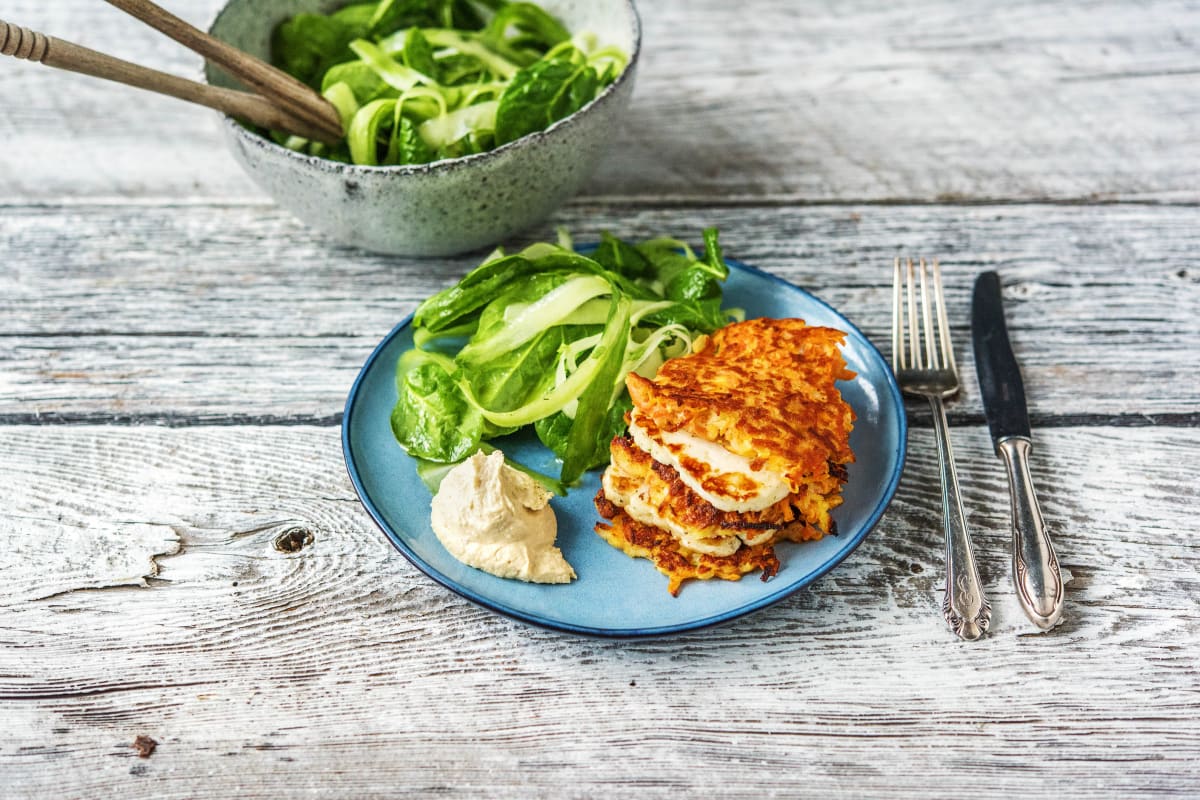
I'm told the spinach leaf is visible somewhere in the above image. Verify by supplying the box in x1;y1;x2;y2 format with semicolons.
394;229;735;485
271;10;371;88
270;1;622;163
391;356;484;462
463;326;570;428
558;297;632;485
591;231;654;280
413;254;543;336
401;27;440;78
701;226;729;279
642;297;731;335
494;56;594;145
387;115;437;165
445;0;488;30
555;65;598;119
535;393;630;476
368;0;445;37
639;249;694;289
666;266;722;303
644;261;732;333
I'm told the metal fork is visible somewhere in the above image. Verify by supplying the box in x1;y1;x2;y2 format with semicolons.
893;257;991;641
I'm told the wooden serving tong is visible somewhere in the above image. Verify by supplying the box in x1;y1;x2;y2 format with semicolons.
0;0;343;144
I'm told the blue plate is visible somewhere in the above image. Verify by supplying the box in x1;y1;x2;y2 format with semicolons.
343;259;907;637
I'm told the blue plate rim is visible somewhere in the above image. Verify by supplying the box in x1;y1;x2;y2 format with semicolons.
342;258;907;638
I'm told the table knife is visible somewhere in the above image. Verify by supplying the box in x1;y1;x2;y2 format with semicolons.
971;271;1064;630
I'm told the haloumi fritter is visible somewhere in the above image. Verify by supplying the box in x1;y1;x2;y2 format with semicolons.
594;317;856;594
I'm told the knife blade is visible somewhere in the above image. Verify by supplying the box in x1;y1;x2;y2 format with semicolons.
971;271;1064;630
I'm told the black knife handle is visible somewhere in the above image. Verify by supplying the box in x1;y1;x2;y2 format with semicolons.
971;271;1032;445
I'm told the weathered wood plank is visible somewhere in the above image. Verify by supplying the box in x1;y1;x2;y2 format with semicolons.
3;1;1199;796
0;520;180;605
1;203;1197;419
0;424;1196;799
2;0;1198;202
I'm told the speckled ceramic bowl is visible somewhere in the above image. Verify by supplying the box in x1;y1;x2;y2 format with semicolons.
206;0;640;257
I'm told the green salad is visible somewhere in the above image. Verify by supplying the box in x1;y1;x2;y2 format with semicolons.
392;229;743;489
270;0;627;164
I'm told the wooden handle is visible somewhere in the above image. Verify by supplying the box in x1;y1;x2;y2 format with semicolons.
104;0;343;141
0;19;339;144
0;18;49;60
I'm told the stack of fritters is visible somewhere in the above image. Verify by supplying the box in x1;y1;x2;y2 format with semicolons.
594;318;856;595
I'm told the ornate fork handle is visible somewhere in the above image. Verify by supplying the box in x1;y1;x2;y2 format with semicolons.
928;396;991;640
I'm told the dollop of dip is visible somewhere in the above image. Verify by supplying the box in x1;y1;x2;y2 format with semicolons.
430;450;575;584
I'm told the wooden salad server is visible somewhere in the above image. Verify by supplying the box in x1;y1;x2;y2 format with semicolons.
0;6;342;144
101;0;342;141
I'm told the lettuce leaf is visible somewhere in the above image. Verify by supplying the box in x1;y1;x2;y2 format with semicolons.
391;229;739;487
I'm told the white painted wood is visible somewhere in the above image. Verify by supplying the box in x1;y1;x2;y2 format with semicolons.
2;0;1199;796
1;0;1198;202
1;203;1197;419
0;520;180;606
0;425;1196;799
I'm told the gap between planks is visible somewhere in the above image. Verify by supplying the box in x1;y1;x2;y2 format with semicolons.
3;197;1200;210
0;411;1198;429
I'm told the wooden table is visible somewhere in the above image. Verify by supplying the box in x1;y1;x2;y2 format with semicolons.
3;1;1198;797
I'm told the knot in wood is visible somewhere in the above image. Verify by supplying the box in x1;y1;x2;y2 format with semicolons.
273;526;314;553
132;735;157;758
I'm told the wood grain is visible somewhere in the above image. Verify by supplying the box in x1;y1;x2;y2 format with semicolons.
1;0;1198;202
2;0;1198;796
0;202;1197;421
0;424;1196;798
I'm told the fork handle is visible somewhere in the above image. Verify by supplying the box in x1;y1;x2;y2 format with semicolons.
928;396;992;640
998;437;1064;630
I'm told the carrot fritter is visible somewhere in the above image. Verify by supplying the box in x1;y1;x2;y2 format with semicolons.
626;318;856;491
604;434;817;538
596;317;855;595
594;502;783;597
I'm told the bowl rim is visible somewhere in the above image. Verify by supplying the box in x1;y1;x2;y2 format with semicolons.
206;0;642;177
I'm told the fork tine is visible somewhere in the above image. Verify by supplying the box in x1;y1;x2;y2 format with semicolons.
931;258;956;375
892;257;903;371
919;257;937;369
906;257;921;369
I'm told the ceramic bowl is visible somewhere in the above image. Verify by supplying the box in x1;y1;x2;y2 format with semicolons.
206;0;640;257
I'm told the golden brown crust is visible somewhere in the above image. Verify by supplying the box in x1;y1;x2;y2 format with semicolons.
626;318;856;490
596;318;855;595
605;434;811;535
594;505;783;597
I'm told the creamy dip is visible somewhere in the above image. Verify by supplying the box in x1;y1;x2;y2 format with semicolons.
430;450;575;584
